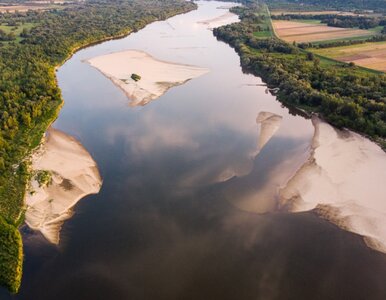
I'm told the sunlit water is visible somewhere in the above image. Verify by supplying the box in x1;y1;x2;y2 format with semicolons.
2;2;386;299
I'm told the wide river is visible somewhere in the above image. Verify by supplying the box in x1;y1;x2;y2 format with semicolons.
3;2;386;299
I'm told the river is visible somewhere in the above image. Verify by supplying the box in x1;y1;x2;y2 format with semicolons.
2;1;386;299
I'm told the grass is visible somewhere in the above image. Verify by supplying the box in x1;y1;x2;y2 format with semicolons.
253;5;274;39
266;7;385;73
311;41;386;58
309;41;386;73
0;22;37;43
310;34;378;45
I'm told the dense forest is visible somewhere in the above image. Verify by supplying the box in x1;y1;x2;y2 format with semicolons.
266;0;386;12
0;0;196;293
272;14;385;30
214;4;386;148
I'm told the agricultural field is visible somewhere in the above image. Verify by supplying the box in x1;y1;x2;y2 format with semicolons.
0;3;65;13
273;20;375;43
312;41;386;72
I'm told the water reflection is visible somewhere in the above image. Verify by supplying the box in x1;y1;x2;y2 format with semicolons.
2;1;386;299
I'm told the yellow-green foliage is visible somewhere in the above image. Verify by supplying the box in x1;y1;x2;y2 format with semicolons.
131;73;141;81
0;217;23;294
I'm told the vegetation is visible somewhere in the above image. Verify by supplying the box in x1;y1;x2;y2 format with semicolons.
214;4;386;148
0;216;22;294
265;0;386;12
272;14;385;30
0;0;196;293
131;73;141;81
297;34;386;49
35;170;52;187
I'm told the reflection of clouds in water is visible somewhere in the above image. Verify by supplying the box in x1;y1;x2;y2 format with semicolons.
255;111;283;153
181;111;284;187
105;110;199;156
36;205;386;300
220;136;310;214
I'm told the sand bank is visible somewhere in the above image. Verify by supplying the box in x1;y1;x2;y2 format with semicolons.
25;128;102;244
256;112;283;152
280;118;386;253
197;11;239;29
87;50;209;107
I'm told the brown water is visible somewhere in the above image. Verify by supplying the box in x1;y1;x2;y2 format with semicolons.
2;2;386;299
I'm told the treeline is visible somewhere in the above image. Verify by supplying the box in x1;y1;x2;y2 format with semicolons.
0;0;196;293
297;34;386;49
272;14;385;29
266;0;386;12
213;6;386;147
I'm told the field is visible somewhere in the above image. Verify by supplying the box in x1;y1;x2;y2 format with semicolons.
312;41;386;72
272;20;374;43
0;4;63;13
253;4;274;38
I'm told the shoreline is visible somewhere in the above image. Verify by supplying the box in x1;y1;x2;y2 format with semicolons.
24;128;102;244
0;4;198;293
21;2;199;229
279;117;386;253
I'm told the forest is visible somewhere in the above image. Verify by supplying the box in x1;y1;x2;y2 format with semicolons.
0;0;196;293
265;0;386;12
214;4;386;148
272;14;385;30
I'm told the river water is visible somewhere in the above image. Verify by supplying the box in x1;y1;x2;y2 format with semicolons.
2;1;386;299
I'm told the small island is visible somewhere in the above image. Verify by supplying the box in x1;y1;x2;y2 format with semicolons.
87;50;209;106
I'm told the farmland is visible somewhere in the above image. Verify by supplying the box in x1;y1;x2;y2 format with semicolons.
272;20;375;43
0;0;72;13
312;41;386;72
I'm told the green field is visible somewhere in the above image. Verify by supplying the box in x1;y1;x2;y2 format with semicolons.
253;5;274;38
0;22;37;43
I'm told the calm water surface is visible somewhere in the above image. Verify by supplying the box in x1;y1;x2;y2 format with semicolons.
3;2;386;299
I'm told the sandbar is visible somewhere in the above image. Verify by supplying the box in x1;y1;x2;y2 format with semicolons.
197;11;239;29
280;117;386;253
87;50;209;107
25;128;102;244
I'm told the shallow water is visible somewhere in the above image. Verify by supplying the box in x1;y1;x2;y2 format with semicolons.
2;2;386;299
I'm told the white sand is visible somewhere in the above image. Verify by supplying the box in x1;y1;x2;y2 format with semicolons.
87;50;209;106
25;128;102;244
197;11;239;29
279;117;386;253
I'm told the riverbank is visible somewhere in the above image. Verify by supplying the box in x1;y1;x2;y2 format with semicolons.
0;0;197;293
213;4;386;149
213;3;386;253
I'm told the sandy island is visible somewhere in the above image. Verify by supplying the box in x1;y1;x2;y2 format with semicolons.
25;128;102;244
87;50;209;107
279;117;386;253
197;11;239;29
